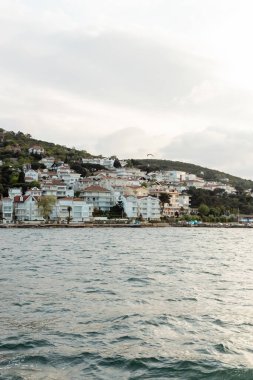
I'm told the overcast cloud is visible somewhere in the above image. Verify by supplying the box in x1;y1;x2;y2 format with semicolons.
0;0;253;178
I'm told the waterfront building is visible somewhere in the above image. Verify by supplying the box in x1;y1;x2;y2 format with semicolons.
122;195;161;220
1;197;13;223
50;198;93;222
13;195;43;221
79;185;113;211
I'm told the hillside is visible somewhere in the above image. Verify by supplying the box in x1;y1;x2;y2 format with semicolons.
129;159;253;190
0;128;93;163
0;128;253;193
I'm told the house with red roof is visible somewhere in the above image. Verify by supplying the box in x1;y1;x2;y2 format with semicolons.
79;185;113;211
13;195;43;221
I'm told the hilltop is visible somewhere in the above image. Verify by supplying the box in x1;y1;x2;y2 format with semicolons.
0;128;93;163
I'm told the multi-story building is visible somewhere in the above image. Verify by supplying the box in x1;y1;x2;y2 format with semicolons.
121;195;139;219
122;195;161;220
178;194;191;210
82;157;115;170
13;195;43;221
138;196;161;220
1;197;13;223
41;180;74;198
79;185;112;211
50;198;93;222
57;165;81;186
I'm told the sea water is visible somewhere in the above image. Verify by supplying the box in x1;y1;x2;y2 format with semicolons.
1;228;253;379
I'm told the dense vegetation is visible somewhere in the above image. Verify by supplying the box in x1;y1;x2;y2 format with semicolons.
0;128;92;163
188;188;253;216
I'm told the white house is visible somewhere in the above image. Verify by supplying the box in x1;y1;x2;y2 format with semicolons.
138;196;161;220
25;187;42;197
24;169;39;182
122;195;161;220
57;165;81;186
82;157;115;169
164;171;186;183
1;197;13;222
50;198;93;222
79;185;113;211
39;157;55;169
28;145;45;155
41;180;74;198
8;187;22;199
178;194;191;210
121;195;139;219
38;169;58;181
185;178;205;188
13;195;43;221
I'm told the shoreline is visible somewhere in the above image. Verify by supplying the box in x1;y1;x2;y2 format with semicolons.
0;223;252;229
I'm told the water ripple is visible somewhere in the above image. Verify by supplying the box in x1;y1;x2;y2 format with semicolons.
1;228;253;378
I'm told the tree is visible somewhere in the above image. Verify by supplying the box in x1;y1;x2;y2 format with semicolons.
31;162;46;170
198;203;210;217
18;170;25;183
209;207;221;217
70;163;88;177
113;158;122;168
67;206;72;224
29;181;41;188
159;192;171;214
37;196;56;222
92;208;107;217
109;200;126;218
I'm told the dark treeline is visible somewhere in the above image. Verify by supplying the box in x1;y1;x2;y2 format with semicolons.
189;188;253;215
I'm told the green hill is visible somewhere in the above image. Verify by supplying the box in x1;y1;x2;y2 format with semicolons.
129;159;253;190
0;128;253;195
0;128;93;163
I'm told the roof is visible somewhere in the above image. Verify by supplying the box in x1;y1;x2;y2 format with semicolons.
82;185;110;193
41;180;65;186
125;185;143;189
14;195;30;203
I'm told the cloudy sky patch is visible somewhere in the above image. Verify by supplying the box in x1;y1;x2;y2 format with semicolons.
0;0;253;178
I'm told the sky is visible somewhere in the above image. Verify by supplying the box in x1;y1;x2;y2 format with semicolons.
1;0;253;178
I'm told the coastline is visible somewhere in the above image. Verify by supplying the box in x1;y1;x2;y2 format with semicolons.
0;222;252;228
